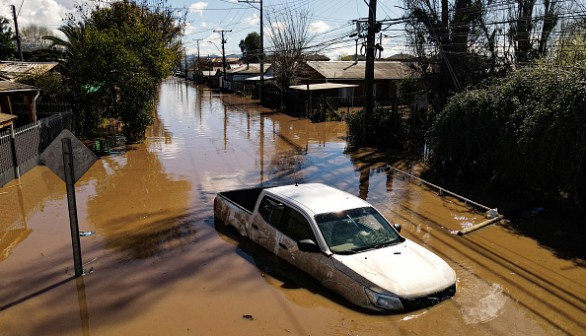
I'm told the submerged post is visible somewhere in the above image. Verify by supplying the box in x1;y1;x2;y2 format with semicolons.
62;138;83;277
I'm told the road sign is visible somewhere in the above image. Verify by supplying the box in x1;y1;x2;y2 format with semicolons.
39;130;98;277
39;129;97;183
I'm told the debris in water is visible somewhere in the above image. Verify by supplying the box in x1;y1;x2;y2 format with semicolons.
485;208;499;219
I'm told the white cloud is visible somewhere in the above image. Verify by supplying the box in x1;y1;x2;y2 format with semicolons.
309;21;330;34
183;21;195;35
189;2;208;16
265;21;287;38
243;14;259;26
1;0;78;39
200;22;208;28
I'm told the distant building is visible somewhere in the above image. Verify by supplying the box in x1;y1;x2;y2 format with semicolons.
385;53;417;62
0;61;59;123
224;63;272;95
299;61;417;106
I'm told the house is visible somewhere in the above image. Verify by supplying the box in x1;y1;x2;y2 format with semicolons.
300;61;416;106
0;81;41;124
0;61;59;124
200;68;222;87
384;53;417;62
288;83;358;119
224;63;272;96
0;61;59;81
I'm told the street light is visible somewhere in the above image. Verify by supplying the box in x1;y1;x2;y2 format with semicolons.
207;40;222;53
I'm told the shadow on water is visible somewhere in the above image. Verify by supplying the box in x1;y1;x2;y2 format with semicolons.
420;166;586;265
212;218;396;315
341;141;586;265
98;211;198;260
502;210;585;266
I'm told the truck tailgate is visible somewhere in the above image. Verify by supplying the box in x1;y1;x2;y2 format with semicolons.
214;187;267;237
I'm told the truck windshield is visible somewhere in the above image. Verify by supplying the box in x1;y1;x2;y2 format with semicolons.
315;207;403;254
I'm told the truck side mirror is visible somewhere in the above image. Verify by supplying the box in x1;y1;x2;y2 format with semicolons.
297;239;320;253
394;223;402;232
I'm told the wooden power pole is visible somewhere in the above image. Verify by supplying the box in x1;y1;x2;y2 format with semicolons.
363;0;377;145
238;0;264;103
214;29;232;83
11;5;24;61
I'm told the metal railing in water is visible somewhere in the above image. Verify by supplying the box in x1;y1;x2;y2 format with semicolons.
387;164;503;235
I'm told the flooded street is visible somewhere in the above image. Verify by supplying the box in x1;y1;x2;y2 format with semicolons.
0;79;584;335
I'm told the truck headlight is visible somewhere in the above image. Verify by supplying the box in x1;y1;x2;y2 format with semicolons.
364;287;404;311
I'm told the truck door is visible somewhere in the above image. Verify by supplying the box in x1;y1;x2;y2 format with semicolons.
276;208;335;283
250;196;286;253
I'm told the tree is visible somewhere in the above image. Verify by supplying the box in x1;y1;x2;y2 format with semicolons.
0;16;15;60
404;0;492;112
267;7;314;109
46;0;184;140
510;0;559;64
403;0;563;112
239;32;261;63
553;19;586;65
20;25;54;48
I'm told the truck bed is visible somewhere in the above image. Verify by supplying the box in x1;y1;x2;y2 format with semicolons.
217;187;267;213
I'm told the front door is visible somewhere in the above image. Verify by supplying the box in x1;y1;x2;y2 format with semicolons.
275;208;335;283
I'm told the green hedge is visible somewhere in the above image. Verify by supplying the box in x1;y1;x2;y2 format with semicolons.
428;61;586;209
346;107;405;148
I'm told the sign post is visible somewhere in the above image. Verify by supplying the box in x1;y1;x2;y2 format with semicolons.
40;130;98;278
62;138;83;277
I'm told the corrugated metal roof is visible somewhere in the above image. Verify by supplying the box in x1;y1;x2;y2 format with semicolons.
0;113;17;128
290;83;358;91
227;63;272;74
0;81;40;93
0;61;58;81
306;61;414;80
245;75;274;81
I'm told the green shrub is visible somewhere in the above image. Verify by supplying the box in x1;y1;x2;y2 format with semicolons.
346;107;405;149
428;61;586;209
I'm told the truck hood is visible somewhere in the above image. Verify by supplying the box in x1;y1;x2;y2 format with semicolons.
332;240;456;298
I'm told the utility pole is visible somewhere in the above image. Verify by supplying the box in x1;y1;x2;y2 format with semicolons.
184;48;188;76
239;0;264;103
363;0;377;145
214;29;232;84
11;5;24;61
195;38;203;82
378;33;383;60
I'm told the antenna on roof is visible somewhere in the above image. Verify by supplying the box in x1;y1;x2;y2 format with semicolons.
293;157;299;187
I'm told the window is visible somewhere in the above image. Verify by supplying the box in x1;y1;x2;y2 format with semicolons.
258;197;286;230
286;209;315;242
315;207;403;253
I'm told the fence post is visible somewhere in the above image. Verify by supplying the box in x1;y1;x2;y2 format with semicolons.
9;124;19;179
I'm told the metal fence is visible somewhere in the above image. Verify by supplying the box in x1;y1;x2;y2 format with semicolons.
12;100;72;115
0;112;72;187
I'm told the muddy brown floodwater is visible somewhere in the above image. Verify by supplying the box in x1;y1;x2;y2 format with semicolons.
0;79;584;336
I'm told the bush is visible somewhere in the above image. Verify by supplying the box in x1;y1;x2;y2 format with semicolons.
428;61;586;209
346;107;405;149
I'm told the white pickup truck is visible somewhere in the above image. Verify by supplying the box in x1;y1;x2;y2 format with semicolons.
213;183;456;312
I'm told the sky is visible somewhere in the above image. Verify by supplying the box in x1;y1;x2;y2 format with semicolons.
1;0;409;60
